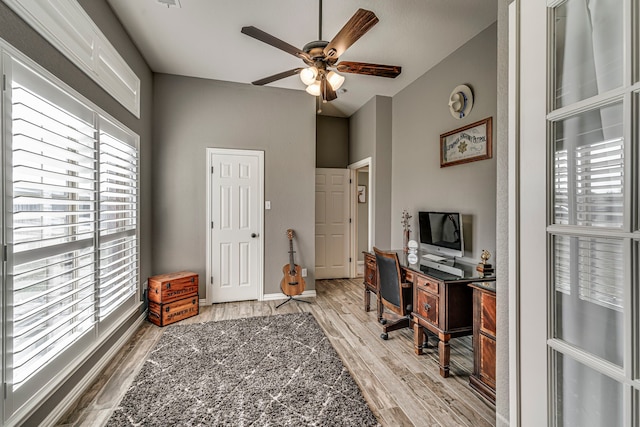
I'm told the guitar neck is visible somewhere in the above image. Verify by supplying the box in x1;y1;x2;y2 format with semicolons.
288;238;295;273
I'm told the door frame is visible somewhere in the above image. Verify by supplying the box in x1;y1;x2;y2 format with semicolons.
508;1;522;425
348;157;373;278
205;148;265;304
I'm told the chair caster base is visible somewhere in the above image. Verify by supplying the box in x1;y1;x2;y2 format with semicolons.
380;333;388;340
379;318;387;325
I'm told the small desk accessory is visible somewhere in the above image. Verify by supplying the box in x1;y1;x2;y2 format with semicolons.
476;249;494;275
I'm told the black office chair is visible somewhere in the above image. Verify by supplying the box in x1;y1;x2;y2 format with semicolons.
374;247;413;340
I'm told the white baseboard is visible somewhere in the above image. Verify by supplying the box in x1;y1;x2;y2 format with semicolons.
262;289;317;301
496;412;509;427
44;311;147;427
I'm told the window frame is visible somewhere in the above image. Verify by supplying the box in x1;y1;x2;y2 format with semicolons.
0;40;141;425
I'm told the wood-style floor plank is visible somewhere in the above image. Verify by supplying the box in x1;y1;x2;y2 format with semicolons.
56;278;495;427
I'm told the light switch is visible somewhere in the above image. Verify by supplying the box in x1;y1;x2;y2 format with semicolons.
265;201;271;210
301;268;307;277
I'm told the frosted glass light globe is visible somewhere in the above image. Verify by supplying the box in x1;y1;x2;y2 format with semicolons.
326;71;345;90
300;67;318;86
305;81;321;96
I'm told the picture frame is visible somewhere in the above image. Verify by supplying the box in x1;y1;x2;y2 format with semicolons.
357;185;366;203
440;117;492;167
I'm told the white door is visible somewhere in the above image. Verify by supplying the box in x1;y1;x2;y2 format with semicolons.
517;0;635;425
315;168;350;279
207;149;263;303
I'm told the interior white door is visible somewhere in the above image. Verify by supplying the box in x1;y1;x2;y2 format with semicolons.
315;168;350;279
208;149;263;303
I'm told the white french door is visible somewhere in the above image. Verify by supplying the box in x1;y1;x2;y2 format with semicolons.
207;149;264;303
315;168;350;279
517;0;638;425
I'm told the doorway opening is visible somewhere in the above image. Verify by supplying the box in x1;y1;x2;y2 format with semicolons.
349;157;373;278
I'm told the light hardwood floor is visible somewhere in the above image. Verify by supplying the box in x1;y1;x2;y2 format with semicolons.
57;278;496;427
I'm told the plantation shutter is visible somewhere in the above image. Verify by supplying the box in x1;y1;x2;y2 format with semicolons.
574;133;624;309
552;104;624;308
9;58;98;389
98;118;139;320
575;136;624;228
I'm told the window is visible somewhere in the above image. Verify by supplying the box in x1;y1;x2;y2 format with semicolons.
98;118;139;320
1;48;139;422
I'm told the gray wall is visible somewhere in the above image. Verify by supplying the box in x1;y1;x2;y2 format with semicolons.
0;1;154;425
152;75;316;296
349;95;393;249
391;23;498;263
317;115;349;168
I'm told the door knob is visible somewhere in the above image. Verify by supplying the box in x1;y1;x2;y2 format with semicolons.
251;233;258;238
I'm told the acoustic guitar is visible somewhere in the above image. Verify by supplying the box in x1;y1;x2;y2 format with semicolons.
280;229;305;297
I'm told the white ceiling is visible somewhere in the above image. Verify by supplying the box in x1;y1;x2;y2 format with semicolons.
107;0;497;117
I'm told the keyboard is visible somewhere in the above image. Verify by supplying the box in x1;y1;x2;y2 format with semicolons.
422;253;447;262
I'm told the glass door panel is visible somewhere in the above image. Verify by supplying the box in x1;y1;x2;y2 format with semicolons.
553;0;624;108
553;351;624;427
552;103;624;228
553;235;624;366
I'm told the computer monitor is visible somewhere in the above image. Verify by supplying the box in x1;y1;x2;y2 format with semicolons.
418;211;464;258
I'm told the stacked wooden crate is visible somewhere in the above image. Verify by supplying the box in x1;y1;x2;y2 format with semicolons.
147;271;199;326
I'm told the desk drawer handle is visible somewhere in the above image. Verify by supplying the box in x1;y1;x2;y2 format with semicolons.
424;303;431;312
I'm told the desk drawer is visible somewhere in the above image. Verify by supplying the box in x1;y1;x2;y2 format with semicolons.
480;291;497;336
365;254;376;270
364;256;376;289
415;287;439;326
415;275;439;294
404;270;414;283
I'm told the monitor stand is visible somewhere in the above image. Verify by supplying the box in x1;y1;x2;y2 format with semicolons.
421;257;464;277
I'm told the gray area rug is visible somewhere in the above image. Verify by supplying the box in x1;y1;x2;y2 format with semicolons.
107;312;379;426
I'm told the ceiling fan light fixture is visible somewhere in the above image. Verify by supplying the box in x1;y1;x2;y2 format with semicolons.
300;66;318;85
306;81;322;96
326;71;345;91
241;6;401;108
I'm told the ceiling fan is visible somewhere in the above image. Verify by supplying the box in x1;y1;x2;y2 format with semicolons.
241;0;402;104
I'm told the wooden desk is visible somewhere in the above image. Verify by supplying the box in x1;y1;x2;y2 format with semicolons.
469;282;497;404
363;250;494;378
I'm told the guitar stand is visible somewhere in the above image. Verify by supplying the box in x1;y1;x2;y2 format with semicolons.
276;295;312;309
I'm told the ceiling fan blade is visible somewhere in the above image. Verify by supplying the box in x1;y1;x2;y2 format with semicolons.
323;9;379;59
251;68;303;86
321;77;338;102
336;61;402;78
241;26;311;62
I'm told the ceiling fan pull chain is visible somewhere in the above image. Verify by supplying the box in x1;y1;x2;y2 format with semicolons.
318;0;323;40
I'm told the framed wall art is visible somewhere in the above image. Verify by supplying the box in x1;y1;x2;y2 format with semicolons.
440;117;492;167
357;185;366;203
